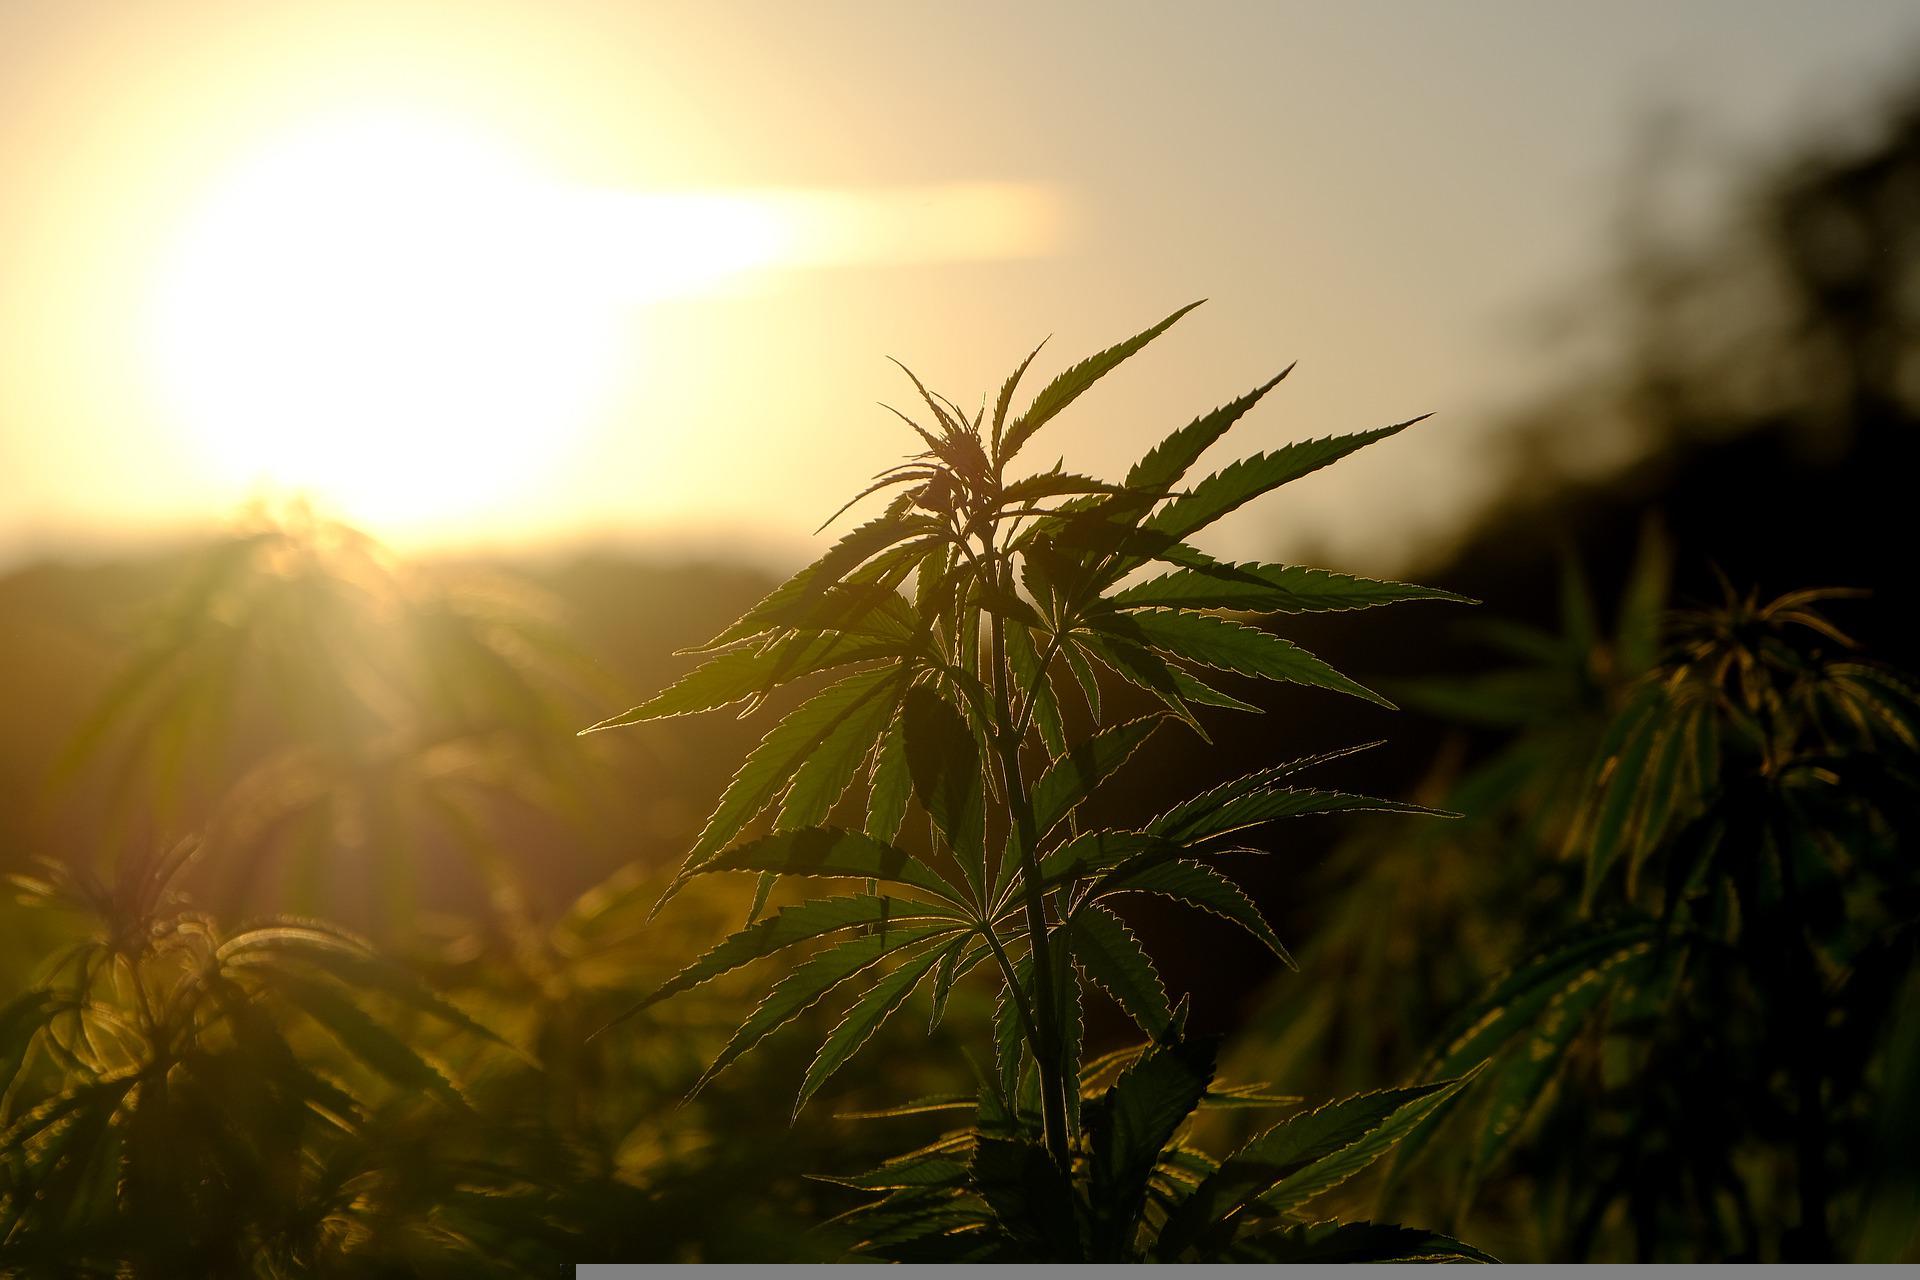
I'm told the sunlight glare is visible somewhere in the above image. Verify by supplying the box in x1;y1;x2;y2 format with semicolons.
146;112;789;528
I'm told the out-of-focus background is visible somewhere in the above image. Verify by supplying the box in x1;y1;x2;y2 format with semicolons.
3;1;1919;1267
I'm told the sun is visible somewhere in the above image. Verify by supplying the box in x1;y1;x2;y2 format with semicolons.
144;110;787;530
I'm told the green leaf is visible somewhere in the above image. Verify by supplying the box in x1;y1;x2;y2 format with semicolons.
777;677;907;828
1000;469;1122;506
1001;301;1204;462
692;512;940;650
903;685;986;876
865;709;913;844
1087;1037;1219;1260
1006;622;1067;756
660;667;905;905
581;631;897;732
1143;741;1385;837
1064;638;1105;722
1111;562;1467;614
928;935;989;1031
1032;829;1178;888
1096;859;1293;968
1079;633;1259;730
1230;1221;1497;1264
1145;786;1445;849
1155;1077;1470;1258
1030;714;1166;839
610;894;953;1028
992;338;1048;456
694;926;958;1095
1145;416;1426;545
1099;609;1391;708
695;827;967;904
1066;906;1173;1039
795;946;947;1115
1124;368;1293;497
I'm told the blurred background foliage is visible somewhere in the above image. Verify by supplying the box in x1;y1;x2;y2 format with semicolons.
4;73;1920;1270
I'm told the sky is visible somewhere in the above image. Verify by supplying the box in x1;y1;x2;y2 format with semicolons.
4;0;1919;574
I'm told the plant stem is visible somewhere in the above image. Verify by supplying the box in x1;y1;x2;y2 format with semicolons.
989;585;1072;1171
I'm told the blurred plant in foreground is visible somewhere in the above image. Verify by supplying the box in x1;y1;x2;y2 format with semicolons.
59;501;604;933
0;839;565;1276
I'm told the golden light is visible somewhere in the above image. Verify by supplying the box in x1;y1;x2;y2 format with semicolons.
144;110;793;528
141;106;1065;534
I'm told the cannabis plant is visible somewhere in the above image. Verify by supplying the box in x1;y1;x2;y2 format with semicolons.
589;303;1484;1260
1229;527;1673;1108
59;503;602;934
1395;583;1920;1260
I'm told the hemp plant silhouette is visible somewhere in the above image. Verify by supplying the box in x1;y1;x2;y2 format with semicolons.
587;301;1488;1261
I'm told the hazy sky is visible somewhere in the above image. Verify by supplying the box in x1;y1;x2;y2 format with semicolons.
4;0;1919;573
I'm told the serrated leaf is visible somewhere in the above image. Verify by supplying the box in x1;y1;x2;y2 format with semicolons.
1078;633;1245;730
777;678;907;828
1066;906;1173;1039
1124;368;1293;497
1031;829;1178;888
1001;301;1203;462
903;686;986;877
1031;714;1166;839
695;826;967;904
1064;637;1105;721
1143;786;1445;849
609;894;953;1029
582;631;896;733
695;925;958;1094
1145;417;1426;546
1000;470;1123;506
991;338;1048;456
1099;610;1391;708
795;946;947;1115
865;709;913;844
660;667;905;907
693;513;940;650
1111;562;1467;614
1097;859;1293;967
1087;1036;1219;1259
1143;741;1385;837
1155;1077;1470;1258
1006;622;1067;756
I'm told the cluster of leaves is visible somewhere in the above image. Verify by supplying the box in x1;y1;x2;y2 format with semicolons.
10;505;970;1268
1227;527;1673;1106
0;840;610;1276
827;1031;1491;1262
589;302;1483;1259
1385;581;1920;1259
